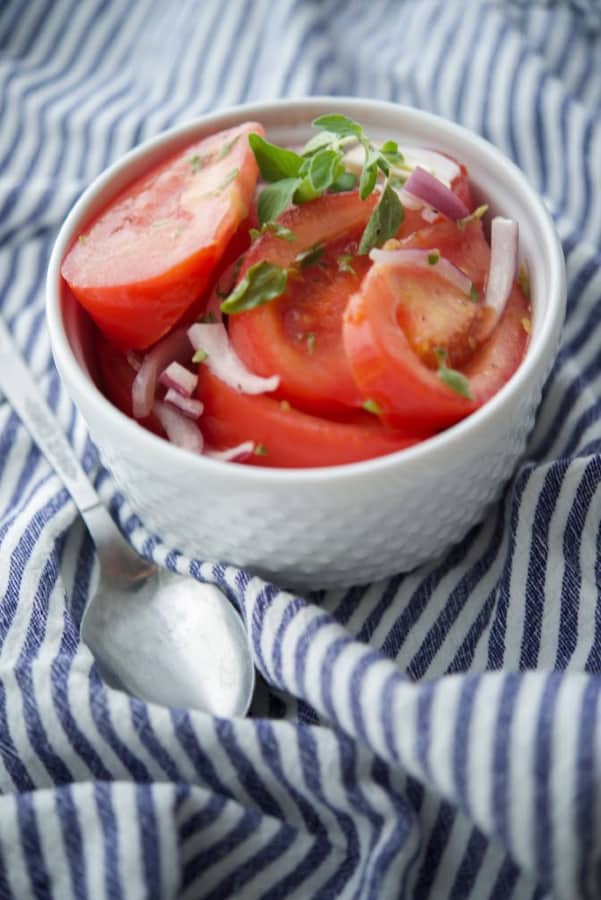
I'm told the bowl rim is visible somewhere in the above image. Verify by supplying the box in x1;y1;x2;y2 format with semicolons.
46;96;567;486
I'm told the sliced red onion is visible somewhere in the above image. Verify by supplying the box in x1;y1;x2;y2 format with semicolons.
481;217;519;337
205;441;255;462
126;351;142;372
398;147;460;187
159;361;198;397
164;389;204;419
153;401;204;453
404;168;469;222
132;328;192;419
369;247;473;296
188;322;279;394
420;205;439;223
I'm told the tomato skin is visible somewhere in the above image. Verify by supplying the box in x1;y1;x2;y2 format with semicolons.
62;122;264;350
227;191;377;414
196;367;420;468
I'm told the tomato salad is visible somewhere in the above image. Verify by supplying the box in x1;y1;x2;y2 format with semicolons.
62;114;531;468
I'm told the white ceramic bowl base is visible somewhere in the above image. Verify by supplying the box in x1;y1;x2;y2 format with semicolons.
47;99;566;590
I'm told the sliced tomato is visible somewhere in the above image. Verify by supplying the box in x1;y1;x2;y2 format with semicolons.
343;220;530;433
227;191;377;414
62;122;264;350
196;367;420;468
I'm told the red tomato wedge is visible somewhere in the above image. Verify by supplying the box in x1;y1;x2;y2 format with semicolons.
196;367;419;468
227;192;377;414
62;122;264;350
343;220;530;433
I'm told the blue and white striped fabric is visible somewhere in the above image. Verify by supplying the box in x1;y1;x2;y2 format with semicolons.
2;1;601;897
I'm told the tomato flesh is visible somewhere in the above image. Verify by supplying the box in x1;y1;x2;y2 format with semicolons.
62;122;264;349
197;367;419;468
227;191;377;414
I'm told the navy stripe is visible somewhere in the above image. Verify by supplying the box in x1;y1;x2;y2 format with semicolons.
94;782;124;900
16;793;51;899
55;784;88;900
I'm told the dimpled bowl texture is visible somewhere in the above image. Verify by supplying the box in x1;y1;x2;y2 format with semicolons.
46;98;566;590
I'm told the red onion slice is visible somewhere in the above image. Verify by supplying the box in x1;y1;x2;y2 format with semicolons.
132;328;192;420
404;168;469;222
369;247;473;296
398;148;460;187
205;441;255;462
188;322;279;394
164;389;204;419
153;402;204;453
481;217;519;338
159;361;198;397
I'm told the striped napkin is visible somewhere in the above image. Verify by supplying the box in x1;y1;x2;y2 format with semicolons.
1;1;601;897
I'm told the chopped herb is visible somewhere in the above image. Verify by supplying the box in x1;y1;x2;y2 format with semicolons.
434;347;473;399
306;332;316;354
254;443;268;456
257;177;299;225
220;260;288;314
248;133;303;181
308;148;346;193
518;260;531;299
217;135;240;160
457;204;488;231
249;222;296;242
280;400;291;412
312;114;363;137
78;234;87;244
188;154;204;173
521;317;532;334
358;181;404;255
389;174;407;190
469;283;480;302
296;243;324;269
427;250;440;266
362;398;382;415
215;168;239;193
192;349;208;364
330;171;357;193
337;254;355;274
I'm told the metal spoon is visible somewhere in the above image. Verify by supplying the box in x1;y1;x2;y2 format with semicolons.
0;314;255;715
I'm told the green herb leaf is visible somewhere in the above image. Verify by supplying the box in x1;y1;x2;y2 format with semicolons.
390;174;407;190
312;114;363;137
188;154;204;173
427;250;440;265
257;177;300;225
337;254;355;274
330;170;357;193
220;260;288;314
296;243;324;269
308;148;344;193
359;161;378;200
380;140;404;165
292;176;320;205
248;133;303;181
192;349;208;364
358;182;404;255
469;283;480;302
306;332;316;354
254;443;268;456
434;348;473;399
301;130;338;157
249;221;296;242
217;135;240;160
362;398;382;415
457;204;488;231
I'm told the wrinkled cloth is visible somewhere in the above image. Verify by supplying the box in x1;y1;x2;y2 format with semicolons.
1;1;601;897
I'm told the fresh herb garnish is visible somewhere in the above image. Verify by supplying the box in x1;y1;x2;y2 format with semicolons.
337;254;355;274
189;154;205;173
249;222;296;242
469;284;480;302
78;234;87;244
296;243;324;269
217;135;240;161
247;114;407;252
254;443;268;456
521;317;532;334
220;260;288;314
362;398;382;415
192;348;208;364
427;250;440;266
358;181;404;255
306;332;316;354
215;168;239;193
434;347;473;399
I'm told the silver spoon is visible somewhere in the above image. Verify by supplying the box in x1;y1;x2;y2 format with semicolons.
0;314;255;715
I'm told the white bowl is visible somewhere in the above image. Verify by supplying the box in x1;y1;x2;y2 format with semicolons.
46;98;566;590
